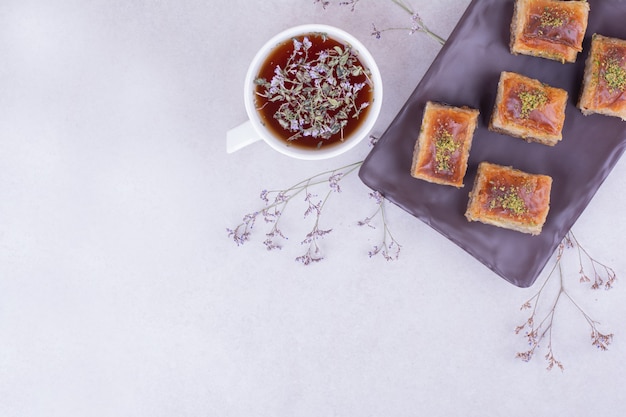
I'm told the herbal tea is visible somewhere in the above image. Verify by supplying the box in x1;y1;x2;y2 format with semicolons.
253;32;374;150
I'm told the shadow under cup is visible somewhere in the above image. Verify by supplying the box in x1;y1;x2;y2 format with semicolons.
234;24;383;160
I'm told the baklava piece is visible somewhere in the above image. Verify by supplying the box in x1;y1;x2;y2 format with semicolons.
411;101;479;188
510;0;590;64
489;71;568;146
465;162;552;235
578;34;626;121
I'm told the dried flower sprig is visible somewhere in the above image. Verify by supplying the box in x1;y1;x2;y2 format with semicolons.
314;0;331;8
515;232;616;371
314;0;446;45
227;155;401;263
295;190;333;265
339;0;361;12
358;191;402;260
378;0;446;45
566;232;617;290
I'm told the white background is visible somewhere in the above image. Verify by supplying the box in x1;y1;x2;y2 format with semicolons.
1;0;625;416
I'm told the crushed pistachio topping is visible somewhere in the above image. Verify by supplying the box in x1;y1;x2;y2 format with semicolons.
601;57;626;93
540;8;566;28
518;89;548;119
489;185;528;216
433;127;459;173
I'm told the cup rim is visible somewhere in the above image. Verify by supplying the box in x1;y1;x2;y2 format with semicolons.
243;24;383;161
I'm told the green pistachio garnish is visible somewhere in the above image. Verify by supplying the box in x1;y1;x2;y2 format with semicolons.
434;128;458;173
518;89;548;119
602;58;626;93
489;185;528;216
540;9;565;28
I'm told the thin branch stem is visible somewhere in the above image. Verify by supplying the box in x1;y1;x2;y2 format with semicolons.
515;231;615;370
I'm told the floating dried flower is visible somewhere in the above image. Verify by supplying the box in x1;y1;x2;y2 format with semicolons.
254;34;373;147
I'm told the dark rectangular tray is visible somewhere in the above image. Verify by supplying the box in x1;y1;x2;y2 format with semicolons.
358;0;626;287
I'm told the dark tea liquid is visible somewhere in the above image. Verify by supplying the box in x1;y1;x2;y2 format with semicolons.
254;33;374;150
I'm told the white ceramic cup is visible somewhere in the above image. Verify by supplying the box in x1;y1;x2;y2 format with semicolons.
226;24;383;160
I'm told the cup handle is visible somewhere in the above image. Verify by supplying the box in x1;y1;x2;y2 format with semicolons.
226;120;262;153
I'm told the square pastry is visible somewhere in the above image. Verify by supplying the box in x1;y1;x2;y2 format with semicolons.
578;34;626;121
465;162;552;236
489;71;568;146
411;101;479;188
510;0;590;64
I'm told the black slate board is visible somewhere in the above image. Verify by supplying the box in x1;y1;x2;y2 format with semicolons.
359;0;626;287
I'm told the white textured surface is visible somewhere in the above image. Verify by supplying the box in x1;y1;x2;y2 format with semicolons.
1;0;625;416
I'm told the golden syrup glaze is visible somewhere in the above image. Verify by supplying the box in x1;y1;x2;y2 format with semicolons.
474;164;552;225
415;108;473;184
499;75;565;135
591;42;626;111
521;0;587;54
